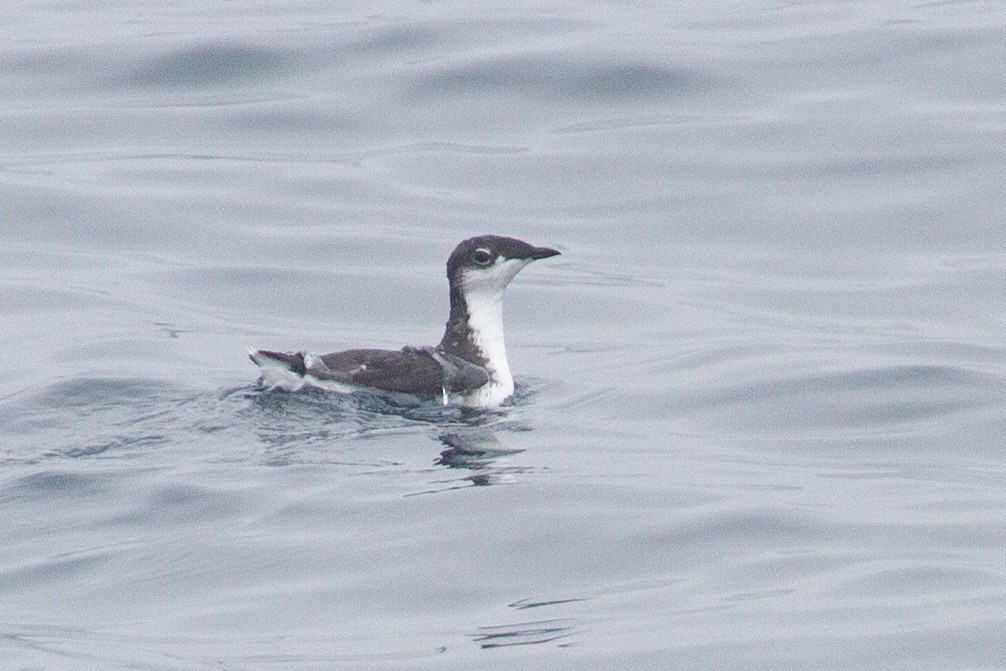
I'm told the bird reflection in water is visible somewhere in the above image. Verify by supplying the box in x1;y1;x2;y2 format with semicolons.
434;427;531;487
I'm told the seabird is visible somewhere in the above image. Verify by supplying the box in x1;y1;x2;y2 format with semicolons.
249;234;560;408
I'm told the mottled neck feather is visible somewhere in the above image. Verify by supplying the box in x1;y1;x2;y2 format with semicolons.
437;280;510;384
439;280;469;350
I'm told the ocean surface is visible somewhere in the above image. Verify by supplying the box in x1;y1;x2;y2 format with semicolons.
3;1;1005;669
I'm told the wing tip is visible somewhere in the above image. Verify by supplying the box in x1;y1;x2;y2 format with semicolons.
248;348;307;376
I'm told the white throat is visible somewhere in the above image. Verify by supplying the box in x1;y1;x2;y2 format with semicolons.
463;288;512;395
449;257;534;407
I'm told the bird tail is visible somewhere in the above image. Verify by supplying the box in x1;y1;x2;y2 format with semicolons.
248;348;308;374
248;348;313;390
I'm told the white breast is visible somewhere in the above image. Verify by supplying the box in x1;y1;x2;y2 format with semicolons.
449;289;512;408
449;381;509;408
446;257;533;408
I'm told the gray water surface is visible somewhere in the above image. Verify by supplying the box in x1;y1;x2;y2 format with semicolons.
3;1;1006;669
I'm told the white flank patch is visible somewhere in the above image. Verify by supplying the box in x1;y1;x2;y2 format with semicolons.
253;358;306;392
249;349;356;394
298;377;358;394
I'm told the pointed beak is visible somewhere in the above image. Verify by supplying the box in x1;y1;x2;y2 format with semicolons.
528;245;561;260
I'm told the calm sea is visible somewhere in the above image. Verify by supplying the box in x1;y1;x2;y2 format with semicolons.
3;1;1005;669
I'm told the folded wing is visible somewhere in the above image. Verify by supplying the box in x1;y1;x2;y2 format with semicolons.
250;346;489;397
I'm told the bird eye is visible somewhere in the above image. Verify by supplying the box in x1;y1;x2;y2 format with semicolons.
473;248;493;266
